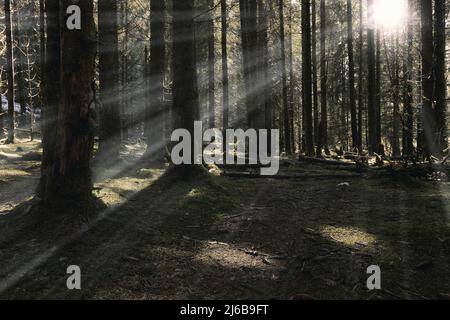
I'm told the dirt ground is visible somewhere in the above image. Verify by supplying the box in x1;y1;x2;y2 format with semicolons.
0;139;449;300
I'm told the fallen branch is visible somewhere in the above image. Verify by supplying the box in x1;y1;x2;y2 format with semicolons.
222;171;364;180
298;156;357;167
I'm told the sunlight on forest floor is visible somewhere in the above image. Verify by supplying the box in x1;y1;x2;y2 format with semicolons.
93;141;165;207
195;241;280;271
320;225;377;247
0;140;449;299
0;139;41;215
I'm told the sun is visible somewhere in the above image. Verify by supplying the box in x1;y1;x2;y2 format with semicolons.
373;0;407;29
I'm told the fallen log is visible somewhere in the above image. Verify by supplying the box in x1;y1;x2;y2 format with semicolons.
222;171;364;180
0;151;21;160
298;155;357;166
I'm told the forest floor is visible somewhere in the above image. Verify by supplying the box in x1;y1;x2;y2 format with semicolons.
0;138;449;300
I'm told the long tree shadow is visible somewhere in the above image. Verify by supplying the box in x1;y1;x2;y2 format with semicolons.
0;163;449;299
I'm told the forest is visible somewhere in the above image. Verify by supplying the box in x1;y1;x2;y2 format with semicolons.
0;0;449;301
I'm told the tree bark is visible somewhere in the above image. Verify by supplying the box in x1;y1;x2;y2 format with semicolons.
39;0;45;114
279;0;292;154
288;0;295;151
346;0;358;151
318;0;328;156
121;0;129;141
54;0;96;208
39;0;60;200
392;35;400;157
4;0;15;144
375;29;382;154
302;0;314;156
40;0;96;211
420;0;436;158
434;0;447;156
208;0;216;128
312;0;319;147
12;7;27;128
221;0;229;130
402;0;414;156
98;0;122;164
259;0;272;131
367;0;377;154
145;0;166;159
357;0;363;153
172;0;200;170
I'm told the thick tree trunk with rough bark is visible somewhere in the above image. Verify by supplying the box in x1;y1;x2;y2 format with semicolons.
172;0;200;172
40;0;96;211
56;0;96;208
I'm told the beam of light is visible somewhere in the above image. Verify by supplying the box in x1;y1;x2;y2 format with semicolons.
0;158;165;296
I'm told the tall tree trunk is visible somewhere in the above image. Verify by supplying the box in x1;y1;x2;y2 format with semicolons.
40;0;96;210
259;0;272;132
288;0;295;151
4;0;15;144
342;58;348;150
420;0;435;158
357;0;363;153
434;0;447;156
312;0;319;147
121;0;129;141
39;0;60;200
392;35;400;157
39;0;45;113
239;0;258;128
221;0;229;130
25;41;35;141
98;0;122;164
375;28;382;154
172;0;200;171
402;0;414;156
367;0;377;154
145;0;166;159
12;8;27;128
55;0;96;208
346;0;358;151
318;0;328;156
302;0;313;156
208;0;216;128
279;0;292;154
